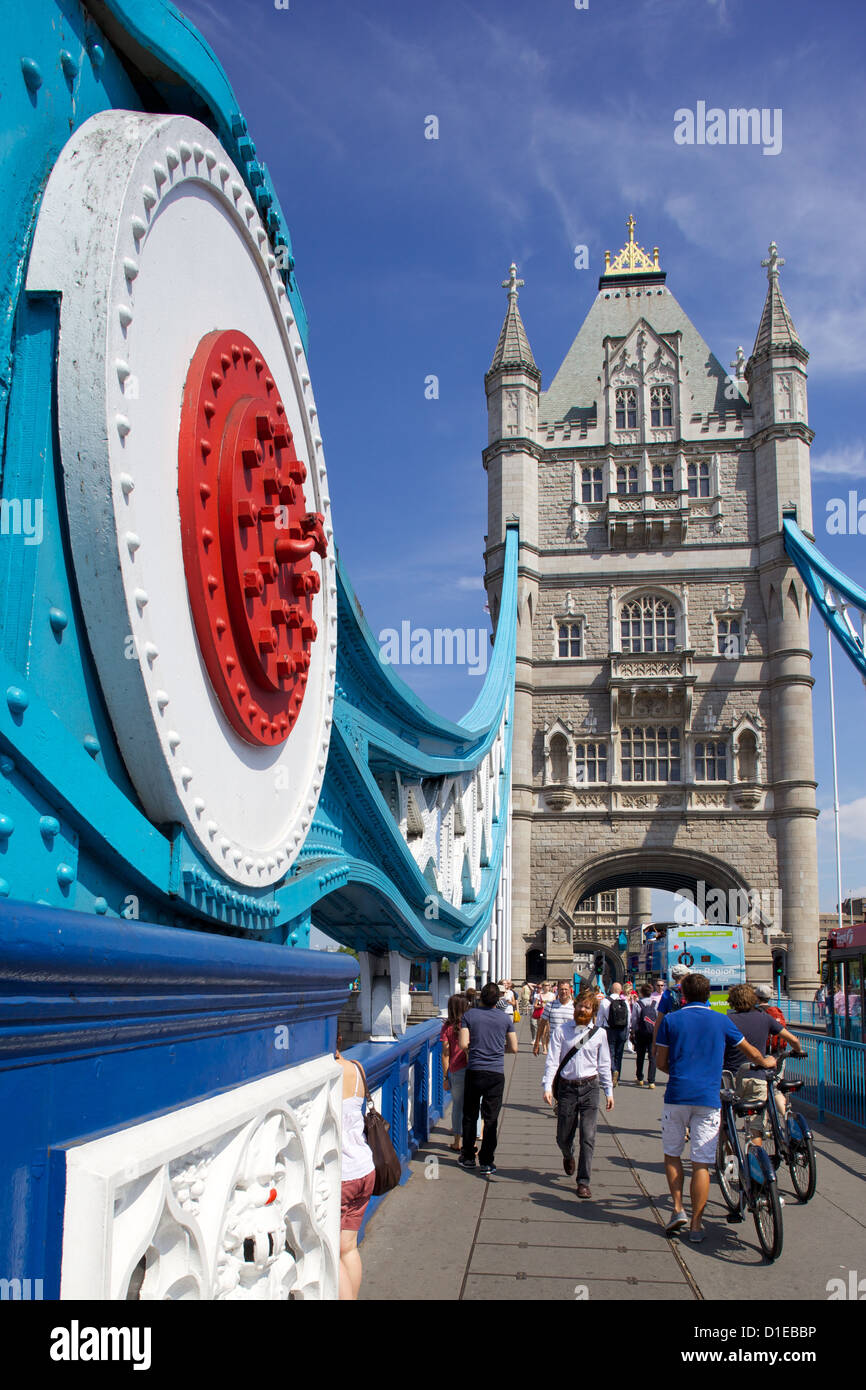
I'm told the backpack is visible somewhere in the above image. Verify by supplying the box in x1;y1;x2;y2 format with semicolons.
636;999;658;1035
607;997;629;1029
663;984;683;1014
764;1004;787;1053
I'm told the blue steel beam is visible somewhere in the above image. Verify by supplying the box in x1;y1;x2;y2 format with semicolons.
783;518;866;679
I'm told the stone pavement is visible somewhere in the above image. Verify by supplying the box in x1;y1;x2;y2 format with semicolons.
359;1020;866;1301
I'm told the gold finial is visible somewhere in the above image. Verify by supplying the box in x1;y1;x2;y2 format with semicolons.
604;215;661;277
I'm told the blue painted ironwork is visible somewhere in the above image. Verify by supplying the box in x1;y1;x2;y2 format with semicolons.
783;518;866;679
346;1018;447;1234
787;1029;866;1129
0;898;358;1294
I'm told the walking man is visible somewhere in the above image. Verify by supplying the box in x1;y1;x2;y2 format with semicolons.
597;982;631;1086
533;979;574;1057
542;987;613;1199
458;982;518;1175
654;972;776;1240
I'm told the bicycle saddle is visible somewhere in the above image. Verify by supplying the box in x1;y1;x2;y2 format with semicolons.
734;1098;768;1117
776;1078;803;1094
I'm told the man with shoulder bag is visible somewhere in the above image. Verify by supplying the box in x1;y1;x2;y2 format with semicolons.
542;988;614;1199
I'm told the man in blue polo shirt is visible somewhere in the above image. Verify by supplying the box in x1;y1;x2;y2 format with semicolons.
654;972;775;1241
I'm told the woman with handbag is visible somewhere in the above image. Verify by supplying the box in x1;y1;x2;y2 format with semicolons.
441;993;470;1151
335;1040;376;1300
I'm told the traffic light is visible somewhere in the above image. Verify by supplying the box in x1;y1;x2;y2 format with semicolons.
593;952;605;975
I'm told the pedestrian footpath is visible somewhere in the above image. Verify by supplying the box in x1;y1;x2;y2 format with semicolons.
359;1020;866;1301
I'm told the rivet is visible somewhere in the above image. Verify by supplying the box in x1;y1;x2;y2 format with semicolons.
166;147;180;170
144;643;158;664
130;217;146;242
201;528;214;548
0;756;13;775
39;816;60;839
49;607;68;634
180;767;193;787
119;305;133;328
119;473;135;496
153;162;167;186
57;863;75;886
203;400;216;420
83;735;100;757
210;371;221;391
142;185;157;208
20;57;42;92
116;415;131;438
193;798;205;815
134;588;148;610
167;731;181;751
116;359;132;383
179;141;192;162
231;181;243;201
220;838;230;852
6;687;28;715
123;258;139;280
94;897;108;914
126;532;141;553
200;439;212;456
207;821;218;838
218;163;230;183
59;50;78;82
156;690;170;711
87;40;105;69
192;143;204;163
0;816;15;839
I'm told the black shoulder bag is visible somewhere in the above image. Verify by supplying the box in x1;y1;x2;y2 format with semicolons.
551;1025;600;1102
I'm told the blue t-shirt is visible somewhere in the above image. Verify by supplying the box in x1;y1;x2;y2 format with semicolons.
656;1003;744;1107
463;1006;515;1073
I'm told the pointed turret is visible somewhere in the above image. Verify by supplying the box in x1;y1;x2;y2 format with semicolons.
487;264;540;378
750;242;805;364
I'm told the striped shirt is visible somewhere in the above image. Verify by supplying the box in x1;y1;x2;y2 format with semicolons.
541;1000;576;1032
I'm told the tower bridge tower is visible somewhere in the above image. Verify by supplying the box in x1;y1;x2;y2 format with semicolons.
482;221;820;996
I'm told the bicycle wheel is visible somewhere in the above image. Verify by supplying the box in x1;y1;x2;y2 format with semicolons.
750;1149;784;1261
716;1128;741;1212
788;1129;817;1202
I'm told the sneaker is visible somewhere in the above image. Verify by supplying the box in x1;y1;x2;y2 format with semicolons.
636;1079;644;1087
648;1083;656;1089
665;1211;687;1235
688;1229;706;1244
478;1163;497;1176
457;1155;477;1169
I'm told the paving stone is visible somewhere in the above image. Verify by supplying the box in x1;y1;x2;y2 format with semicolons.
462;1275;697;1301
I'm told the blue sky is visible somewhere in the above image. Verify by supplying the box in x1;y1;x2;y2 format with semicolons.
181;0;866;911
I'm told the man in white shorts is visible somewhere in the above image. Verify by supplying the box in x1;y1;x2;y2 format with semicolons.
654;972;776;1242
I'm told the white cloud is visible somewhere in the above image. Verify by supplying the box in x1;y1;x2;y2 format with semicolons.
811;445;866;479
819;797;866;842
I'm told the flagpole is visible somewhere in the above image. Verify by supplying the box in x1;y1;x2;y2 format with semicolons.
828;625;844;934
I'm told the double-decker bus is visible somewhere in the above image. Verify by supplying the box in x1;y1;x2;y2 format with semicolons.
821;922;865;1042
627;923;747;1012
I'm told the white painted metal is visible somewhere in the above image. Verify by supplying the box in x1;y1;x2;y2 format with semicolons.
27;112;336;886
61;1057;342;1300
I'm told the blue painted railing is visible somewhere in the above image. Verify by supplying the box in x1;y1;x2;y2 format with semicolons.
774;998;825;1028
787;1029;866;1128
346;1018;448;1234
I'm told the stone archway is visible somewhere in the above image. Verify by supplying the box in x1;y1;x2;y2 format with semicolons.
548;845;751;924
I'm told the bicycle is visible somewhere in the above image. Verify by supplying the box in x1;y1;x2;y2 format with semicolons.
715;1070;784;1261
761;1057;817;1202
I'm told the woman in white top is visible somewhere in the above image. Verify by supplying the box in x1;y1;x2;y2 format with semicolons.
335;1038;376;1301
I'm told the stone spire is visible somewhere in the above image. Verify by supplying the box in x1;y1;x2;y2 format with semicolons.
751;242;805;362
488;263;540;378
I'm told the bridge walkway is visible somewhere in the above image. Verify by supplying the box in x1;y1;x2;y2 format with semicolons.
359;1020;866;1301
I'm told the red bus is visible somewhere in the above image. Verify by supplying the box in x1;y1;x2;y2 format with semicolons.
821;922;866;1042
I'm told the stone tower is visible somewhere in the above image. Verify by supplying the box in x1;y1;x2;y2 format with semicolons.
482;222;820;997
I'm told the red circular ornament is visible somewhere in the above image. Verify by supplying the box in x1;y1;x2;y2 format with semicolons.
178;330;327;746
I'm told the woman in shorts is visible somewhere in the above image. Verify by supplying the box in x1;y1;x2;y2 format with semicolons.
335;1038;376;1300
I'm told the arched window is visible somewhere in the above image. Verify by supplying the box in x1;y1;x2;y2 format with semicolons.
550;733;569;783
736;730;758;782
620;595;677;653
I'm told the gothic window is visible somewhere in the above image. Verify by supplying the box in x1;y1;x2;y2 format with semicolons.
599;891;616;914
717;616;742;658
736;729;758;782
688;460;711;497
581;466;603;502
615;388;637;429
621;726;682;782
620;595;677;653
695;740;728;781
652;462;674;493
575;742;607;783
557;622;582;658
549;733;569;783
616;464;639;495
650;385;673;427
